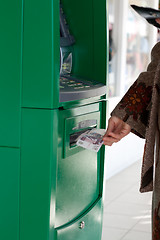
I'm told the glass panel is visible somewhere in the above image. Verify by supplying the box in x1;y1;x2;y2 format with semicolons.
125;3;150;91
125;0;158;91
108;0;158;98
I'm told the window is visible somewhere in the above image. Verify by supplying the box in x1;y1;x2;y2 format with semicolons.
108;0;159;98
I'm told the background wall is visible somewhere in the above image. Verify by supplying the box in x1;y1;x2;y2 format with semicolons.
105;0;159;179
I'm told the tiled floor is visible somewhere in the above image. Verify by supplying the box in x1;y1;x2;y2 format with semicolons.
102;160;152;240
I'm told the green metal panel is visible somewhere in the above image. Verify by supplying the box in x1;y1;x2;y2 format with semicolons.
55;102;105;228
0;148;20;240
20;0;108;239
59;96;104;109
93;0;108;83
20;108;58;240
0;0;22;147
22;0;107;109
22;0;59;108
56;199;103;240
56;150;100;228
99;100;107;196
20;101;106;240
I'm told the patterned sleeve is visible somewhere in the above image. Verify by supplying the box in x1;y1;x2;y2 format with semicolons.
111;42;160;139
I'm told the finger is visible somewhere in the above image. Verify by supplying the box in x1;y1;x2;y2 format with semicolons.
103;136;120;145
156;18;160;24
103;138;119;146
108;131;129;141
103;140;113;146
108;132;124;140
103;141;113;146
103;135;118;142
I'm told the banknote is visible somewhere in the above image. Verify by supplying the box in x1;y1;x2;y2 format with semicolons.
76;129;106;152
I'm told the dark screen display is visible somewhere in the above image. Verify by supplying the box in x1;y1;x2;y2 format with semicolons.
60;4;75;47
60;28;63;37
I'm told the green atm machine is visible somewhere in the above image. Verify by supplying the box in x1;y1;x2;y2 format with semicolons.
0;0;107;239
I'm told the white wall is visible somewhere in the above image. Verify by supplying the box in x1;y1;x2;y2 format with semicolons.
105;0;158;179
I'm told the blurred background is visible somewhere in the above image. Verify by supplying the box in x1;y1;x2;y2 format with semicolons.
102;2;160;239
106;0;159;179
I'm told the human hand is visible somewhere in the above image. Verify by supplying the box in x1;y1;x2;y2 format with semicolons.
103;116;131;146
155;18;160;25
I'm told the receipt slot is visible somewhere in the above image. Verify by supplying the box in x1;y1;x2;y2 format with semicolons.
0;0;108;240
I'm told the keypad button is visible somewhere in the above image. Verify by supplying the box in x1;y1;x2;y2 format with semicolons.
69;80;75;83
74;86;84;89
68;84;76;87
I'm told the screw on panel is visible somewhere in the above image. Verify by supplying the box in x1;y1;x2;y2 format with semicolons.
79;221;85;229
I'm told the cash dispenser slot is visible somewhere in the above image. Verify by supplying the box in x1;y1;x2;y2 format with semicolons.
70;127;96;147
64;112;100;158
70;119;97;147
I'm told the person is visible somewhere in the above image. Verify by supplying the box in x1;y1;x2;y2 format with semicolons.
103;9;160;240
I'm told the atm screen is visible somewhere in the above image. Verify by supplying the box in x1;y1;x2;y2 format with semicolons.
60;4;75;47
60;3;75;76
59;2;107;103
60;28;63;38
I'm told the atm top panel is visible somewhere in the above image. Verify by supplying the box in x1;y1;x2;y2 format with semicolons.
22;0;107;109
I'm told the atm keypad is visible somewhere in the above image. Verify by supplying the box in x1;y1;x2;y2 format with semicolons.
59;75;107;102
60;75;93;91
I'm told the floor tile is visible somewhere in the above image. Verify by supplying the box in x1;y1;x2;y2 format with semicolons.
106;172;139;185
101;227;128;240
127;183;142;193
102;160;152;240
102;213;139;229
132;216;152;233
121;230;151;240
115;191;152;206
104;182;134;205
104;201;150;217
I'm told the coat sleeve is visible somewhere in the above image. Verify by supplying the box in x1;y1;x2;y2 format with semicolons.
111;42;160;139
